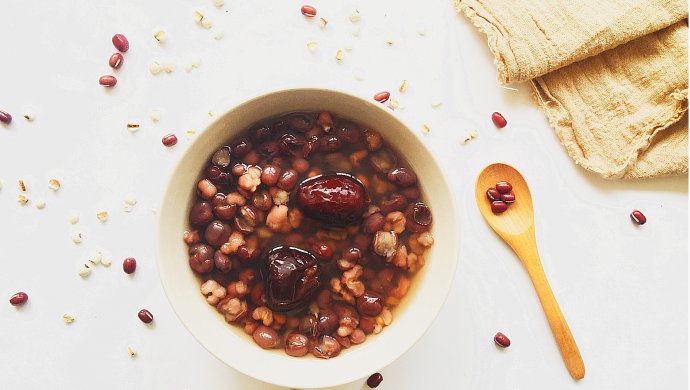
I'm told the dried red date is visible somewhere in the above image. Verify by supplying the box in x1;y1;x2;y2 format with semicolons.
296;173;367;226
262;246;320;312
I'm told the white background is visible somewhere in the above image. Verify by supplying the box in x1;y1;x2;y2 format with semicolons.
0;1;687;389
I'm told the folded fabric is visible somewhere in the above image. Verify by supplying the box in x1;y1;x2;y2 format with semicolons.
456;0;688;179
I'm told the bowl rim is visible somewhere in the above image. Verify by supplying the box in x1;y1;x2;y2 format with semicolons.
155;87;460;388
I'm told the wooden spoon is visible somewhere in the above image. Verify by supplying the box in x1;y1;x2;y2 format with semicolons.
475;163;585;380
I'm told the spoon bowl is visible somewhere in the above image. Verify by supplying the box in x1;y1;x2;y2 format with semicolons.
475;163;585;381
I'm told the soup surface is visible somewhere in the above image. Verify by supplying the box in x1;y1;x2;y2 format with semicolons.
184;111;434;358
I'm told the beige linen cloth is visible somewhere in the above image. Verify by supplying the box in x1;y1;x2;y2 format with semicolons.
456;0;688;179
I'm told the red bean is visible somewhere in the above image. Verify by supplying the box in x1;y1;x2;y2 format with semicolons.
299;313;318;337
9;292;28;306
243;150;260;165
380;194;408;214
336;335;351;349
343;247;362;264
495;181;512;194
321;136;341;153
261;165;281;186
189;244;214;273
350;328;366;344
494;332;511;347
336;123;360;144
491;201;508;214
162;134;178;147
138;309;154;324
0;110;13;125
400;187;420;200
211;147;232;168
501;193;515;203
214;251;233;272
99;75;117;87
232;163;248;177
300;5;317;17
630;209;647;225
491;112;507;128
123;257;137;274
315;289;332;309
277;169;299;191
206;166;225;184
253;325;281;349
411;202;432;225
313;242;334;261
252;190;273;211
205;220;232;247
109;52;124;69
359;317;375;334
292;157;310;173
286;113;315;132
486;188;501;201
189;201;214;227
317;311;339;335
387;167;417;187
112;33;129;52
285;332;310;357
250;125;274;144
367;373;384;388
364;130;383;151
312;335;341;358
373;91;390;103
231;138;252;158
363;213;385;233
356;291;384;317
214;202;237;221
234;206;259;234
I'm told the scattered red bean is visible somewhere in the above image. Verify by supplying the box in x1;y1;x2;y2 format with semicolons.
494;332;511;348
162;133;178;147
501;193;515;203
99;75;117;87
491;201;508;214
630;209;647;225
373;91;390;103
491;112;507;128
9;292;28;306
366;373;384;388
486;188;501;201
138;309;154;324
123;257;137;274
300;5;317;17
0;109;12;125
495;181;512;194
109;52;124;69
112;33;129;52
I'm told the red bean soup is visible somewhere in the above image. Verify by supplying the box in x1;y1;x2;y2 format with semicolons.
184;111;435;359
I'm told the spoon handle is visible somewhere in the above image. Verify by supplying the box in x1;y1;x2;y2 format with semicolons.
512;236;585;380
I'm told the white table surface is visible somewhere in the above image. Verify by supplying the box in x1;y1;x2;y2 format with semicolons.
1;1;687;389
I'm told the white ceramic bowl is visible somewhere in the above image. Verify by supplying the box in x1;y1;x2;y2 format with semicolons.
157;88;459;388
